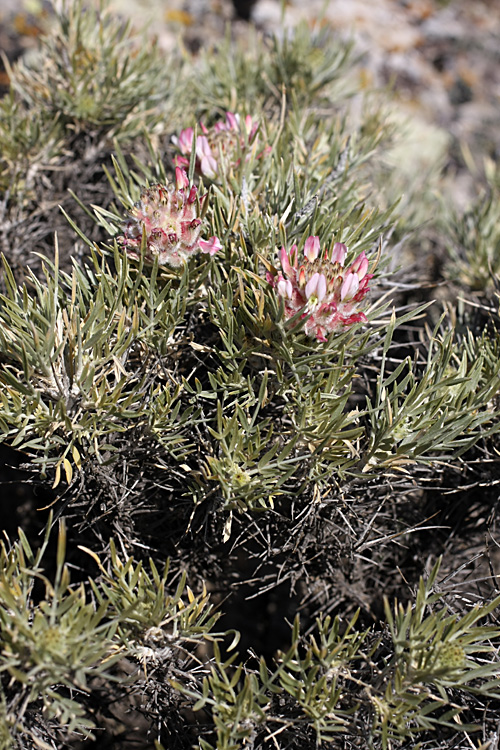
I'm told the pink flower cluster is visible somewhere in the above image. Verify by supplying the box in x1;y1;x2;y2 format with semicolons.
172;111;260;180
119;112;376;341
117;168;221;268
268;236;372;341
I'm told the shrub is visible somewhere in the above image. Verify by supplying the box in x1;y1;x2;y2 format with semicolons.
0;3;499;748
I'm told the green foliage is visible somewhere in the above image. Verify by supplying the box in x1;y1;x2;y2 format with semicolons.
1;220;497;509
186;20;353;116
7;0;170;136
272;612;369;742
265;22;354;104
0;0;187;280
0;520;221;745
375;559;500;746
0;92;62;197
179;560;500;749
362;310;500;473
0;77;407;509
0;521;119;740
85;539;220;649
445;164;500;294
0;244;196;480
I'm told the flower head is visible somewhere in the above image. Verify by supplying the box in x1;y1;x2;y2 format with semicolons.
173;111;261;180
268;236;372;341
117;168;221;267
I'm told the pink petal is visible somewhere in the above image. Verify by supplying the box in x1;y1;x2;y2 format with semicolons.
340;272;360;301
277;278;293;299
349;251;369;280
199;236;222;256
280;246;293;277
174;155;190;170
316;273;327;301
245;115;258;140
304;236;320;262
331;242;347;265
305;272;320;300
175;167;189;190
305;272;327;303
226;112;239;130
186;185;198;205
178;127;194;153
196;135;212;159
200;155;218;179
316;329;327;343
